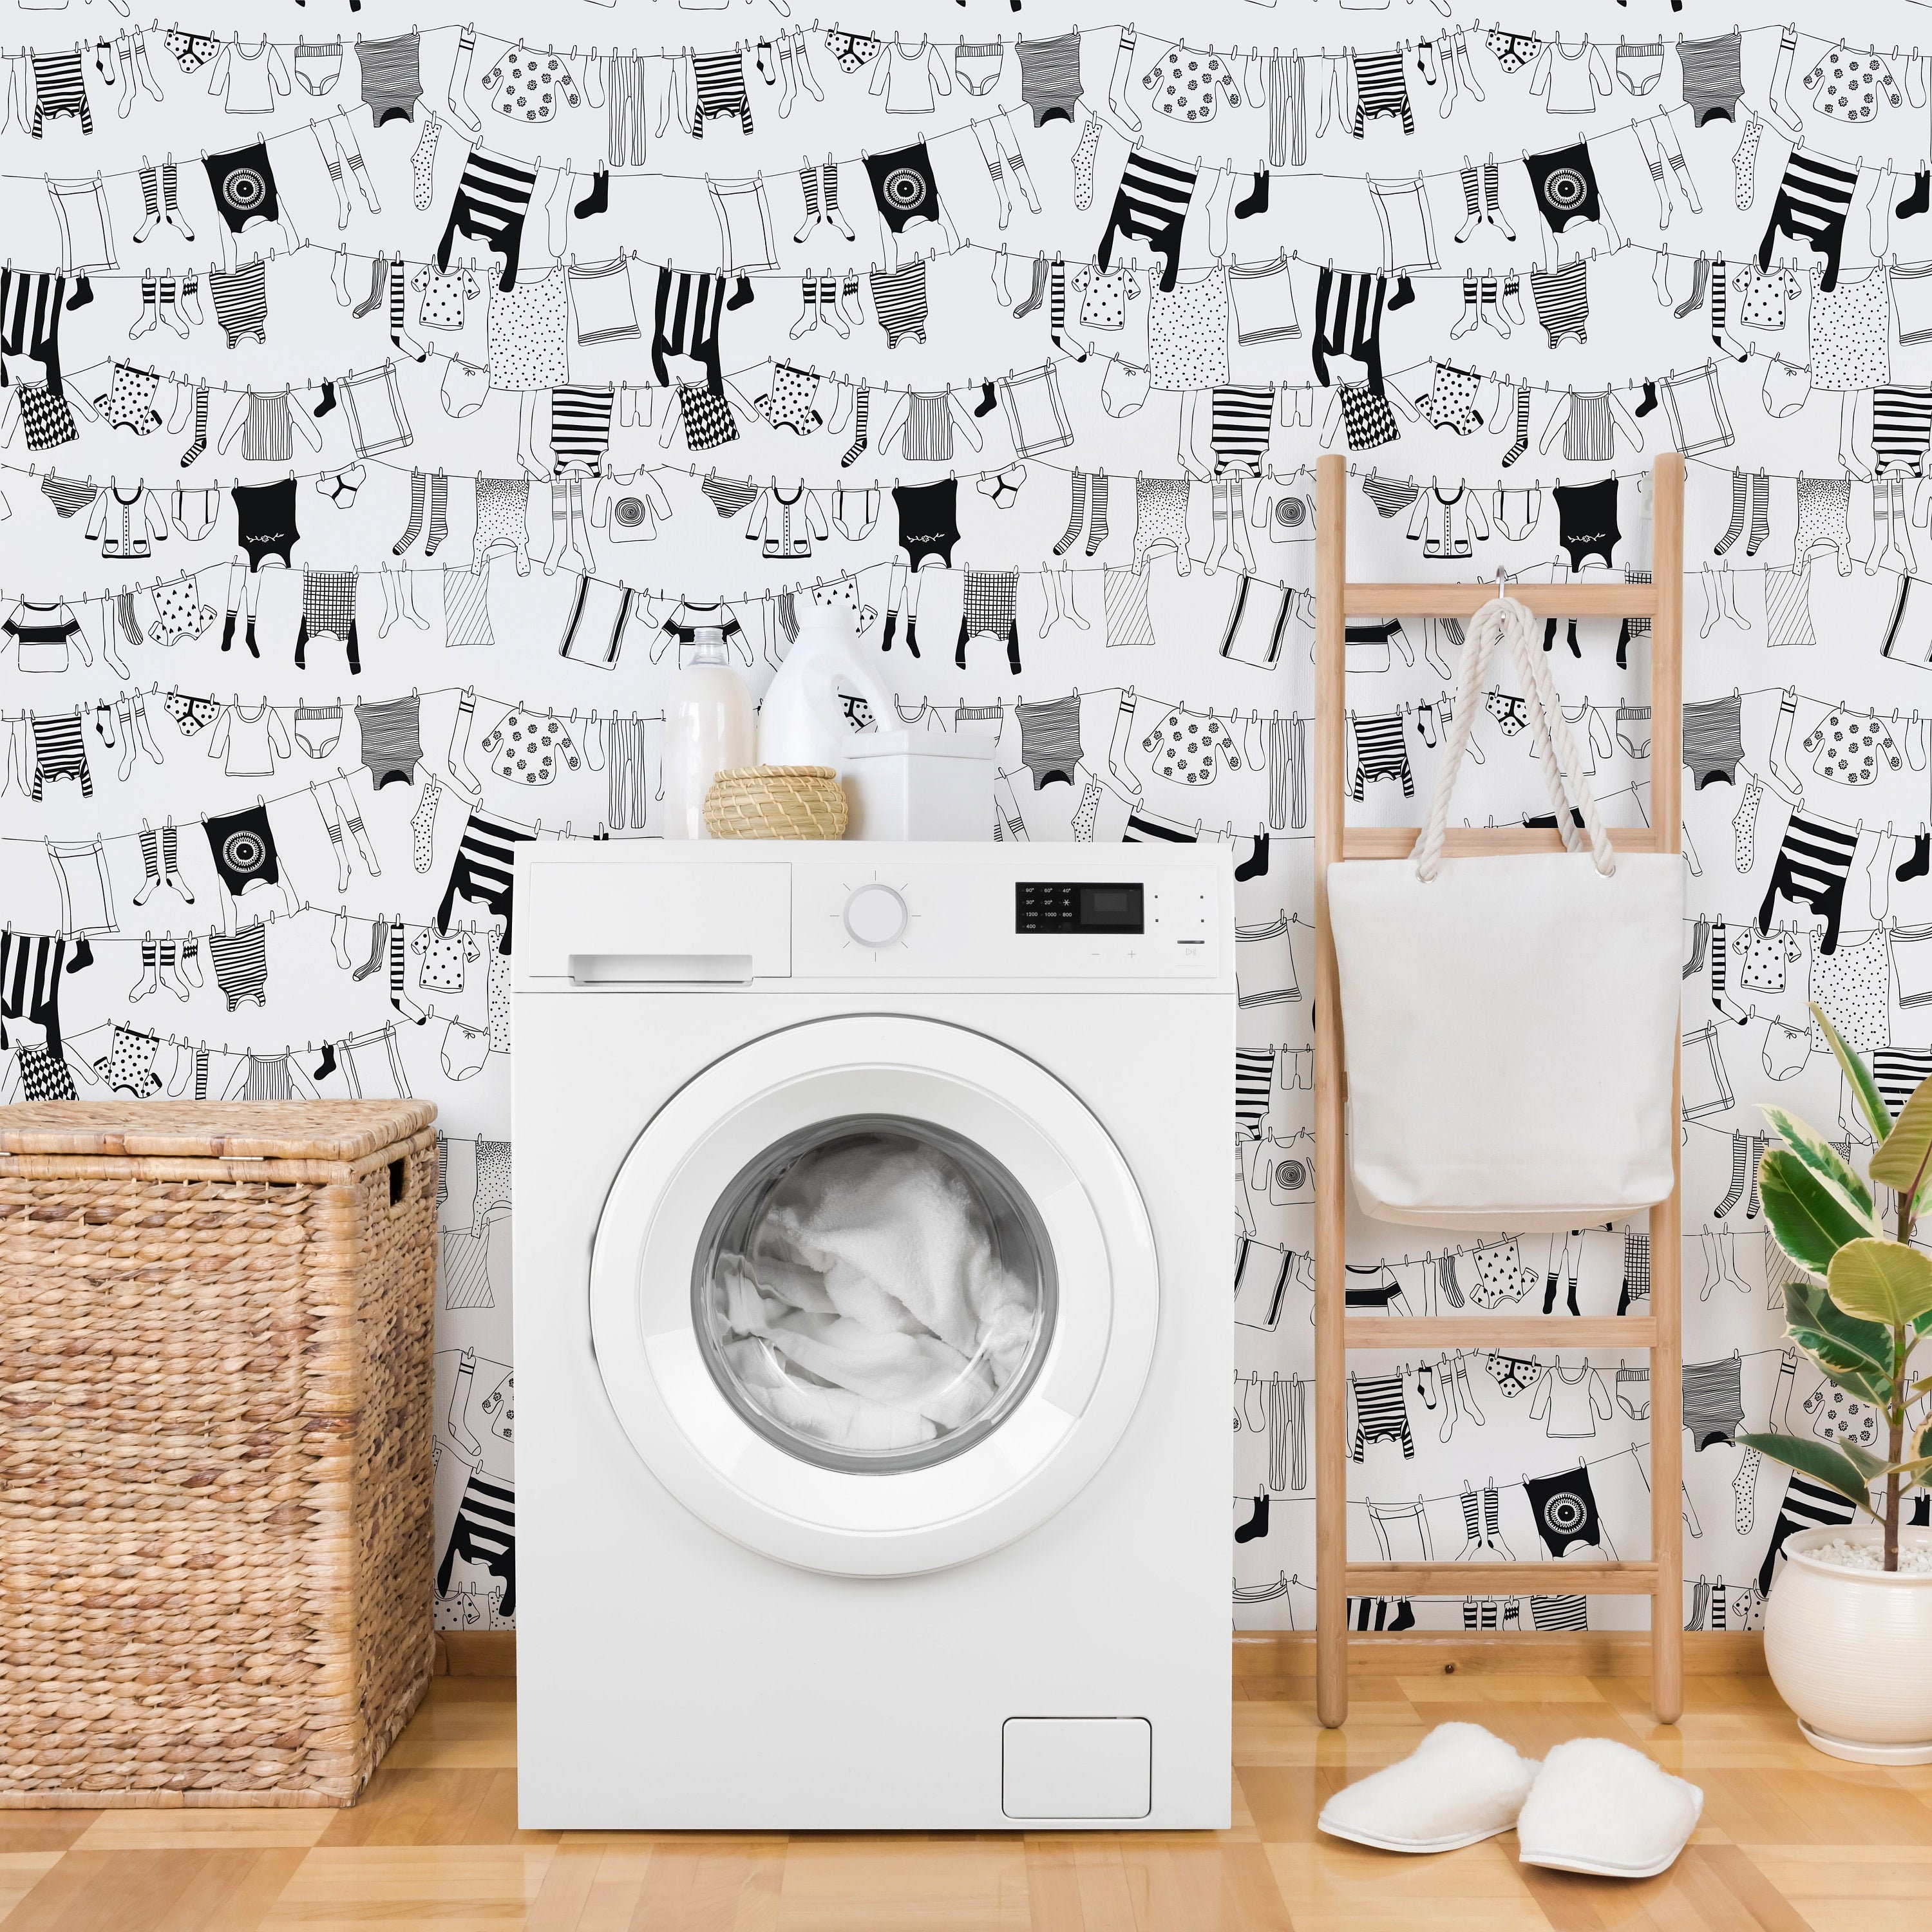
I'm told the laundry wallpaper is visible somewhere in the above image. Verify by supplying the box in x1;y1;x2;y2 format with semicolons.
0;0;1924;1636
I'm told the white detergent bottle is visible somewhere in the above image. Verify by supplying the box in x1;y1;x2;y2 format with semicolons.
663;627;755;838
756;601;893;775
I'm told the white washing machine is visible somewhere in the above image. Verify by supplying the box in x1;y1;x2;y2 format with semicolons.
511;843;1232;1830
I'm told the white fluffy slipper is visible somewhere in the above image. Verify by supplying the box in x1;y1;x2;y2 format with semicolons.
1515;1737;1703;1879
1318;1723;1540;1853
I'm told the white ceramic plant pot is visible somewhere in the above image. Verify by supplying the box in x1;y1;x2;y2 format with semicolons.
1764;1526;1932;1763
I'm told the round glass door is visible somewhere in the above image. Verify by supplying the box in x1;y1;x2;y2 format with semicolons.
693;1116;1057;1473
589;1015;1159;1576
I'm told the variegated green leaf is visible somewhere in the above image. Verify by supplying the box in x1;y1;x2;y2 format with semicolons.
1760;1149;1883;1275
1736;1432;1878;1515
1814;1003;1895;1144
1828;1239;1932;1328
1873;1075;1932;1204
1835;1437;1890;1484
1785;1352;1891;1412
1761;1104;1874;1218
1781;1278;1893;1406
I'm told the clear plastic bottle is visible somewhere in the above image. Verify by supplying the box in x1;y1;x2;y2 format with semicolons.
663;627;755;838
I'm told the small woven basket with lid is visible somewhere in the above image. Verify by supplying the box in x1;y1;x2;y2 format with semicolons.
703;765;848;840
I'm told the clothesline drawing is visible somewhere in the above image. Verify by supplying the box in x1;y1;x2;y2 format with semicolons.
3;28;1913;209
1316;1335;1794;1382
9;489;1915;629
0;86;1733;229
7;757;560;848
10;19;1840;71
4;1011;469;1103
1252;1441;1713;1522
0;679;656;735
15;502;1932;687
1675;926;1932;987
2;298;1882;480
5;308;1810;415
20;225;1932;309
31;904;506;1063
1639;676;1932;725
21;18;1896;73
9;895;516;955
0;681;1401;853
6;336;1105;413
1227;1573;1765;1623
21;504;1932;659
42;1007;453;1061
0;544;1327;621
1;419;1696;511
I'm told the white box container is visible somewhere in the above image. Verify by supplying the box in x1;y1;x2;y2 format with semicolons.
842;731;996;840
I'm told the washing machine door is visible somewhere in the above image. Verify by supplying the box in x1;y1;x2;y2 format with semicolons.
589;1014;1158;1576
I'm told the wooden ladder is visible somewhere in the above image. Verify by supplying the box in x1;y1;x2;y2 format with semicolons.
1311;450;1686;1727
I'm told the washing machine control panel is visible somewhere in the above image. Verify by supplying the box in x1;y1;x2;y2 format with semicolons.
513;850;1227;989
792;864;1218;978
1015;882;1144;934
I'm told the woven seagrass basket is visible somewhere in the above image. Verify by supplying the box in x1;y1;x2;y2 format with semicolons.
704;765;848;840
0;1101;439;1807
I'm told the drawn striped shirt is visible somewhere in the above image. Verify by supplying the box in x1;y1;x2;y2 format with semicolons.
1350;710;1413;797
549;384;615;475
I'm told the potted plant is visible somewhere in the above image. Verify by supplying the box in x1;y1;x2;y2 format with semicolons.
1746;1006;1932;1762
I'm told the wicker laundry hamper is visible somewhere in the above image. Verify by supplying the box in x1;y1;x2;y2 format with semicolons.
0;1101;439;1807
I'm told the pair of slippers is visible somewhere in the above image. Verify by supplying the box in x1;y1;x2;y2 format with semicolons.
1318;1723;1702;1879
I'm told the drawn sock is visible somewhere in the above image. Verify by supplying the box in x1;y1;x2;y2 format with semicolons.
389;921;428;1022
1104;688;1144;800
1714;1130;1747;1217
573;167;609;220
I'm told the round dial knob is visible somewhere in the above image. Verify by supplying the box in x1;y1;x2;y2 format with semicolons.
843;883;909;950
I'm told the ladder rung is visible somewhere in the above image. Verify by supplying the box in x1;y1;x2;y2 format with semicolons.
1345;1561;1659;1595
1342;582;1659;619
1343;1317;1658;1350
1340;828;1663;860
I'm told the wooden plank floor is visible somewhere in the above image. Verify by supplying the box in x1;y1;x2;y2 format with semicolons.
0;1663;1913;1929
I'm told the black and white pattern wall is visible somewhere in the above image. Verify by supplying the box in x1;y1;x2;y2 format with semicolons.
0;0;1922;1635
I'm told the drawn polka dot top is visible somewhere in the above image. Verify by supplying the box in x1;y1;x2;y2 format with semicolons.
1802;47;1904;122
481;709;584;786
482;48;582;122
1803;707;1903;785
1140;47;1242;122
1141;707;1242;784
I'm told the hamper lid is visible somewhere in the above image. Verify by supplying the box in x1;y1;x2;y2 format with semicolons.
0;1101;436;1162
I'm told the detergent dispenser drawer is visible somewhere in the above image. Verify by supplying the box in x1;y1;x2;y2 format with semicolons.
520;861;791;983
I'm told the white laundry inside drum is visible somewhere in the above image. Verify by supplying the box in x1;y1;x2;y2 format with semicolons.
694;1117;1057;1472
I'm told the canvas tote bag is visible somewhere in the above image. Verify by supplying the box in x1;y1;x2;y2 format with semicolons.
1327;592;1681;1231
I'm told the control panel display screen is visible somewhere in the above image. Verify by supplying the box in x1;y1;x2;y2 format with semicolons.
1016;882;1145;934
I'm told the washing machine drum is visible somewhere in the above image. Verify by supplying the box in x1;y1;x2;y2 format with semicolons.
589;1014;1159;1577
